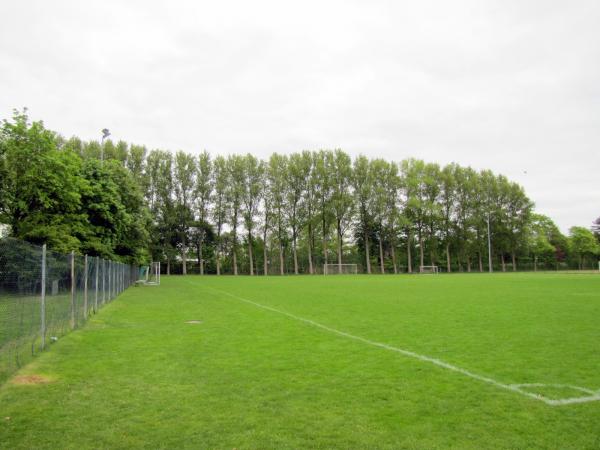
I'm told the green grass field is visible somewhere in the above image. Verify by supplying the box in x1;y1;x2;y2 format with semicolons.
1;273;600;449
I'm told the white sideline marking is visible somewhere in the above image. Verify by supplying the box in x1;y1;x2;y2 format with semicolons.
200;285;600;406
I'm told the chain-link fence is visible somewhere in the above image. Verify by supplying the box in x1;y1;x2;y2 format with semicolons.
0;237;139;383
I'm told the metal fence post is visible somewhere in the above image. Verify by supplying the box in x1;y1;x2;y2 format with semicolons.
70;251;75;329
41;244;47;351
95;256;99;313
84;254;88;319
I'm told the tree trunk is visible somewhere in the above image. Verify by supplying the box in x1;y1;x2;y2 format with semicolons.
337;219;343;272
446;243;451;273
199;240;204;275
248;230;254;276
467;257;471;272
500;254;506;272
293;229;298;275
407;229;412;273
511;252;516;271
181;237;187;275
418;231;424;269
478;252;483;272
391;242;397;274
379;237;385;274
263;229;268;276
322;212;328;274
307;223;314;275
279;241;284;275
365;229;371;274
167;258;171;275
534;255;538;272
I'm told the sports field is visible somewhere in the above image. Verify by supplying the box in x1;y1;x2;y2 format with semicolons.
1;273;600;449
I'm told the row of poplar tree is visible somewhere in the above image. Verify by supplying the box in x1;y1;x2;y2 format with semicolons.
2;110;599;272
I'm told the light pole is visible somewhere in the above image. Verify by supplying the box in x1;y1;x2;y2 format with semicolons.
100;128;110;162
486;213;492;272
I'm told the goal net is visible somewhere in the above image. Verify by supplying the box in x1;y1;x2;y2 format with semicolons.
419;265;439;274
139;262;161;285
324;263;358;275
147;262;161;285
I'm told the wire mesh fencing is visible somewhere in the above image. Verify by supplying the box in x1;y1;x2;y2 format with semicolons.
0;237;138;383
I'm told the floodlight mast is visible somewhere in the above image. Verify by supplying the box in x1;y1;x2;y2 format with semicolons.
487;213;493;273
100;128;110;162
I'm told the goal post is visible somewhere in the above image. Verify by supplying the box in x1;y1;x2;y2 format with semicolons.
138;262;161;285
323;263;358;275
147;262;161;285
419;265;439;274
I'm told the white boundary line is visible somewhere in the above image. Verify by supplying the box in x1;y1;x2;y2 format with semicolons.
199;284;600;406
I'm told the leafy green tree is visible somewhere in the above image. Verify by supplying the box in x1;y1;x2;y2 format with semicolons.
174;151;197;274
313;150;334;270
439;164;457;272
528;215;556;271
241;154;263;275
402;159;427;270
261;169;273;276
212;156;229;275
285;153;309;274
330;150;354;271
422;163;442;266
352;155;375;274
268;153;288;275
382;161;401;273
0;109;87;252
569;226;599;269
370;159;390;273
302;151;318;274
194;151;213;275
227;155;245;275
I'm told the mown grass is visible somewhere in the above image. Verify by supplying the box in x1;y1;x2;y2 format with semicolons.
1;273;599;449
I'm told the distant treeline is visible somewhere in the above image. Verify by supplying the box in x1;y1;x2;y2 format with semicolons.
1;109;599;271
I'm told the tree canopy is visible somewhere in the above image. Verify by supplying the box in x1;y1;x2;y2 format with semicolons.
1;109;597;272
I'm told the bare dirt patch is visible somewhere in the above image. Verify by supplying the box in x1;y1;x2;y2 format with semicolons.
11;374;52;385
185;320;202;324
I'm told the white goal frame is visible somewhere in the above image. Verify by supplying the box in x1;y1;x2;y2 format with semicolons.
138;262;161;285
419;265;439;274
323;263;358;275
147;262;160;285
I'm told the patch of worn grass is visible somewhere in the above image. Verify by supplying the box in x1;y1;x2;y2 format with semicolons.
1;273;599;449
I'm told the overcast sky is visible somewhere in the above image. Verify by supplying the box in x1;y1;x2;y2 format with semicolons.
1;0;598;232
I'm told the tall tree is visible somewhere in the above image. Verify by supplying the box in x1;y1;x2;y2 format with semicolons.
352;155;375;274
173;151;197;274
302;151;318;274
241;154;263;275
439;164;457;272
227;155;245;275
382;161;401;273
285;153;308;274
330;150;354;272
194;151;213;275
268;153;288;275
402;159;427;271
261;170;273;276
569;226;599;269
212;156;229;275
371;159;390;274
0;109;87;252
313;150;334;272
